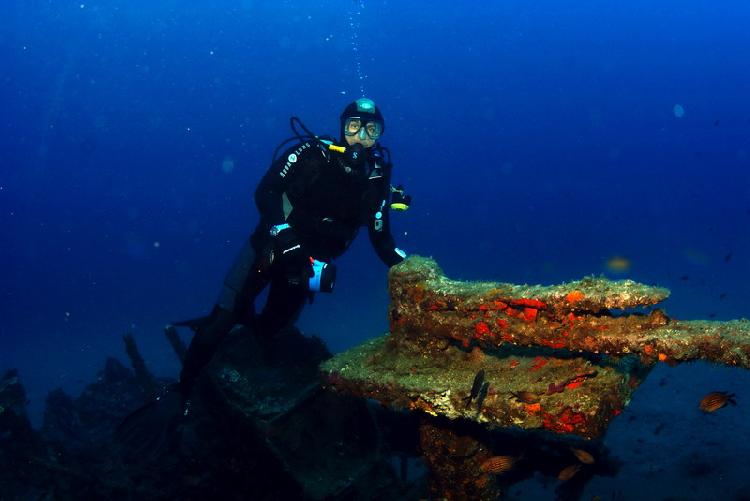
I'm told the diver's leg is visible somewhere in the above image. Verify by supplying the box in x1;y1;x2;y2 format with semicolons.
178;306;237;393
216;237;264;314
179;238;269;393
255;271;310;337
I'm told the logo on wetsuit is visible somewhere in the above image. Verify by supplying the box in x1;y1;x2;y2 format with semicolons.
280;143;310;178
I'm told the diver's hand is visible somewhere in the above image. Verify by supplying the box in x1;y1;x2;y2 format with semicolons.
390;184;412;211
272;227;305;264
268;225;314;287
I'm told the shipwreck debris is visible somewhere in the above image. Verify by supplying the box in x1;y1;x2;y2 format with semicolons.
386;257;750;368
164;325;187;364
322;255;750;499
322;335;630;439
123;331;157;400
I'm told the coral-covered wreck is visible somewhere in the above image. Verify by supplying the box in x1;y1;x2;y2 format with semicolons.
322;256;750;499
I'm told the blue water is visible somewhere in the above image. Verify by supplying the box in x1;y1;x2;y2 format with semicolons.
2;1;750;496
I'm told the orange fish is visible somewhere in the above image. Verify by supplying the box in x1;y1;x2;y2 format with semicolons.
480;455;519;474
699;391;737;413
605;256;631;273
557;464;581;481
570;447;595;464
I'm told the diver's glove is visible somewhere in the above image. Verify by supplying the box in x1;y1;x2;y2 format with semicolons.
269;224;313;284
270;224;303;261
390;184;411;211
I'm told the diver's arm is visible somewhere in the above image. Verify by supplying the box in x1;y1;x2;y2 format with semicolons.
254;141;318;229
367;187;407;267
255;159;291;229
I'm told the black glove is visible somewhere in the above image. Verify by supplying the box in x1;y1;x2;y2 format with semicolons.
390;184;411;211
271;228;313;285
273;228;305;264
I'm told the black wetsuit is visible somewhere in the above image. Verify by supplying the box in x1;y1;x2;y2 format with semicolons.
256;140;404;263
179;139;404;390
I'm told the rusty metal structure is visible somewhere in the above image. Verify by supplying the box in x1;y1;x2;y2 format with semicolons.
322;256;750;499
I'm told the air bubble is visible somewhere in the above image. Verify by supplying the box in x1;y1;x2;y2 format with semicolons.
347;1;367;96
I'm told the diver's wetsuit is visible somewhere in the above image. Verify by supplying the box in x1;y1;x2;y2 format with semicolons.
179;139;405;391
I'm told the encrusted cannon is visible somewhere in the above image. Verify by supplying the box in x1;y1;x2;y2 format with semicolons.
321;256;750;499
387;257;750;368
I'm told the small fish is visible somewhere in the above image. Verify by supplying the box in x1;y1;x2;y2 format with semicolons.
605;256;631;273
719;293;727;300
570;447;595;464
476;381;490;412
567;370;598;385
545;370;599;396
510;391;540;404
480;455;519;474
464;369;485;409
557;464;581;481
699;391;737;413
724;252;733;262
680;275;690;281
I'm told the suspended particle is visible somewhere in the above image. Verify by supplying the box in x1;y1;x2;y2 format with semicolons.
222;157;235;174
673;104;685;118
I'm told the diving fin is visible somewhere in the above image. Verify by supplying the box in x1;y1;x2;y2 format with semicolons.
114;386;186;460
171;304;234;332
170;314;214;331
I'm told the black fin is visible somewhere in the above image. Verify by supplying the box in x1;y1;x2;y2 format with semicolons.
170;315;213;331
114;389;185;461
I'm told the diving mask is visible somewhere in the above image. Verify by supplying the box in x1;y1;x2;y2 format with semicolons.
343;117;383;140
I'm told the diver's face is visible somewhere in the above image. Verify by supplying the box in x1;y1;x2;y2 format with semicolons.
344;130;376;149
343;117;380;148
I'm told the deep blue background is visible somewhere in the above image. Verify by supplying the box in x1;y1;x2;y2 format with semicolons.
2;0;749;436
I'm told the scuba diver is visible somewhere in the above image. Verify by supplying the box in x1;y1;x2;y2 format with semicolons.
176;96;409;394
117;98;410;446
